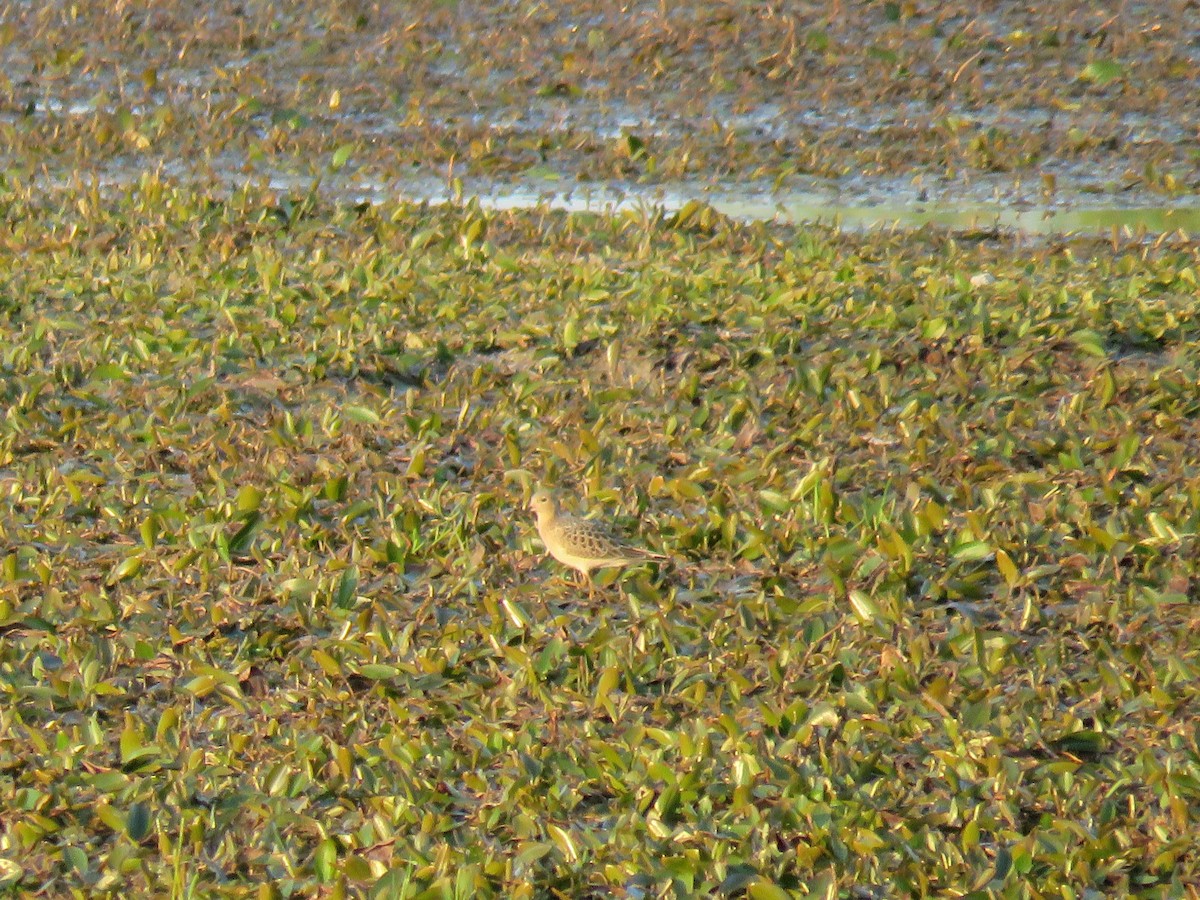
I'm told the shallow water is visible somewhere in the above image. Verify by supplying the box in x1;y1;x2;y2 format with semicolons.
6;0;1199;243
42;161;1196;238
397;180;1200;237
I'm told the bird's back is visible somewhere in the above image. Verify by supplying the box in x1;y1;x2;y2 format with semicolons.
542;513;657;571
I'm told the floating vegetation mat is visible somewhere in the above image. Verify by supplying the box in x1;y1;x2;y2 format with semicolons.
1;181;1199;895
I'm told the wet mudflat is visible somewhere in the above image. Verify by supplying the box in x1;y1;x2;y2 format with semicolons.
3;1;1197;231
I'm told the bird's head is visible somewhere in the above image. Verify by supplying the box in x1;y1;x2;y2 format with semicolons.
529;489;557;519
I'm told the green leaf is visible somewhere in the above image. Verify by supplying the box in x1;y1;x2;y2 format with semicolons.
236;485;264;512
96;803;125;832
1147;512;1179;542
227;512;261;555
922;317;948;340
344;404;381;424
335;568;358;607
119;726;143;764
155;708;179;742
995;549;1019;586
312;649;342;677
502;598;531;628
805;703;840;729
324;475;350;501
515;842;552;866
87;771;130;793
593;666;620;711
663;856;695;892
562;316;580;353
1111;431;1139;470
952;541;993;561
108;554;143;584
459;216;486;248
758;489;790;513
125;802;151;842
182;675;218;697
1050;730;1109;756
121;745;162;771
64;846;89;876
341;499;374;523
522;164;560;180
670;478;705;500
281;578;317;600
1079;59;1124;84
89;363;129;382
848;590;880;623
547;825;578;863
1071;328;1108;358
620;132;645;158
139;515;159;548
719;865;759;895
330;143;354;171
962;817;980;850
355;664;400;680
314;836;338;882
343;854;372;881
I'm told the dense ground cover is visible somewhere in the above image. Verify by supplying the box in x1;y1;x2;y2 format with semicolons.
0;182;1198;896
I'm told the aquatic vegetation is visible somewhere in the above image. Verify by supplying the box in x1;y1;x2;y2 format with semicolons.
0;179;1198;894
1;1;1196;205
0;2;1197;895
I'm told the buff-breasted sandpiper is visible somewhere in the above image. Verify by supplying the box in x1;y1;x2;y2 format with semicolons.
529;488;665;596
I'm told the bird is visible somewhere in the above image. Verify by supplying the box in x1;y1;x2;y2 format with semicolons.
529;488;666;597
